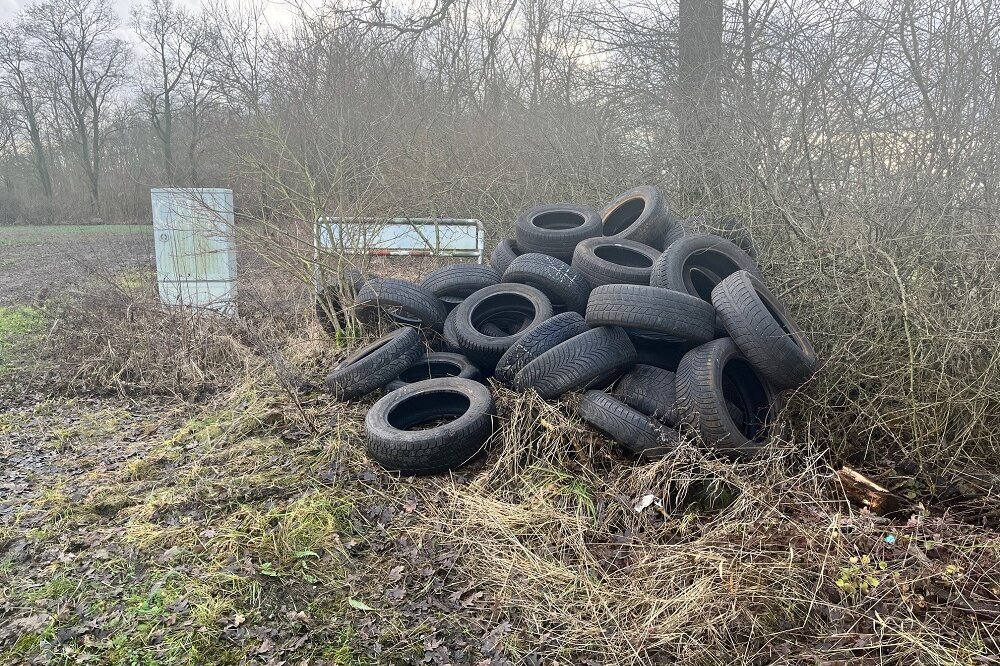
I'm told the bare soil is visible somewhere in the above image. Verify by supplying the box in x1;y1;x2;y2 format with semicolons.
0;225;152;306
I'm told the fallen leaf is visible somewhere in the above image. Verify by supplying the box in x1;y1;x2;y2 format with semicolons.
348;598;375;611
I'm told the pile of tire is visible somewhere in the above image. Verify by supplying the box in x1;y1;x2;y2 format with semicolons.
323;185;817;474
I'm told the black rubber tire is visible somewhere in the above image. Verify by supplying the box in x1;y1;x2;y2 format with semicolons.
675;337;777;460
571;237;661;287
514;326;636;399
515;203;602;262
356;278;448;332
442;307;462;352
453;283;554;369
365;378;495;474
420;263;501;300
613;364;679;425
661;220;687;250
703;214;757;259
711;270;817;389
494;312;589;386
490;239;521;273
600;185;683;249
325;327;424;400
585;284;716;343
578;390;678;459
384;352;480;392
649;233;761;303
501;253;591;314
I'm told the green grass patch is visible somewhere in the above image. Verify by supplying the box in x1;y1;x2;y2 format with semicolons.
0;306;43;370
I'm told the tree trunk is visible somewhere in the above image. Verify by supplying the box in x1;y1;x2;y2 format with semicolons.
677;0;724;204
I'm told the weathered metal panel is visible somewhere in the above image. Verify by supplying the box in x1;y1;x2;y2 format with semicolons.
152;188;237;315
316;217;484;262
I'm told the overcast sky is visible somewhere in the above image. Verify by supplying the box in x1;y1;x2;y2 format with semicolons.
0;0;299;28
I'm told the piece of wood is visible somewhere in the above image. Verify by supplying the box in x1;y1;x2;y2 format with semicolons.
836;466;904;515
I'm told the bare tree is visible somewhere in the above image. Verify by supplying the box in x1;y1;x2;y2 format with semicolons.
133;0;208;184
25;0;128;211
0;23;54;198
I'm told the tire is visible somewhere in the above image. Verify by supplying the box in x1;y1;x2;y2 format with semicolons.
453;283;554;369
419;263;501;300
675;337;777;459
384;352;481;392
494;312;589;386
661;220;687;250
600;185;683;249
711;270;817;389
442;307;462;352
514;326;636;399
365;378;495;474
356;278;448;332
705;214;757;259
490;239;521;273
515;203;602;261
585;284;716;343
571;237;661;287
649;233;761;303
501;253;591;314
613;364;679;425
578;391;678;459
325;327;424;400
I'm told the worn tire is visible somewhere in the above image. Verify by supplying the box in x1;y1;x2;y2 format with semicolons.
600;185;683;249
356;278;448;332
711;270;817;389
571;237;661;287
675;337;777;459
442;307;462;352
629;335;697;372
490;239;521;273
515;203;602;261
384;352;481;392
661;219;687;250
365;378;495;474
325;328;424;401
578;391;678;459
613;364;679;425
514;326;636;399
585;284;716;343
650;233;761;302
501;253;591;314
494;312;589;386
420;263;501;300
453;283;554;369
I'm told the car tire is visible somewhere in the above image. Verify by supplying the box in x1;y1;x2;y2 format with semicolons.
501;253;591;314
600;185;683;249
515;203;602;262
674;337;777;459
514;326;636;399
494;311;589;386
356;278;448;332
585;284;716;343
578;390;678;459
571;237;661;287
384;352;481;392
325;327;424;400
490;239;521;273
453;283;553;369
711;270;817;389
419;263;501;301
613;364;679;425
649;233;761;303
365;378;495;474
